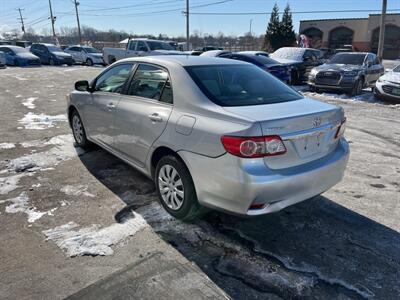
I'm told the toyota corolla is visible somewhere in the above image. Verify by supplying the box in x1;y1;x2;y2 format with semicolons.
67;56;349;220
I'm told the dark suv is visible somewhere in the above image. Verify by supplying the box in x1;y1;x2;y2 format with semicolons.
308;52;384;96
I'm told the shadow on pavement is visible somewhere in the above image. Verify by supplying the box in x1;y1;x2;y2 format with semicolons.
79;148;400;299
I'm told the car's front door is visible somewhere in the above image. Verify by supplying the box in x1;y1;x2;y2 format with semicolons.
113;63;173;166
126;41;138;57
369;54;384;83
84;63;134;147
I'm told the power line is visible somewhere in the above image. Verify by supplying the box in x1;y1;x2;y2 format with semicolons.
189;8;400;15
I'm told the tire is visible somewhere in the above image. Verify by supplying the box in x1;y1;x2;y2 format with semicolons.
49;58;55;66
14;59;19;66
349;79;363;96
291;69;300;85
85;58;93;66
155;155;206;221
70;110;91;148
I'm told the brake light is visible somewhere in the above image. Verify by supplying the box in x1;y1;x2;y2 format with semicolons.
221;135;286;158
335;118;346;139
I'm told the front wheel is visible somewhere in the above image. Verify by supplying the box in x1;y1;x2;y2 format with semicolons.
349;79;363;96
155;155;206;221
71;110;91;148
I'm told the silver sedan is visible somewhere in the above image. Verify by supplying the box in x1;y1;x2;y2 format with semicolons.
67;56;349;220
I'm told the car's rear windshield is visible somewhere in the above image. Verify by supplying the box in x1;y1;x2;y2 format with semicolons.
185;64;302;107
329;53;365;65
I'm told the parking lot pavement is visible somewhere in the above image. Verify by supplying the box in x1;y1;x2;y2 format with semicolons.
0;66;399;299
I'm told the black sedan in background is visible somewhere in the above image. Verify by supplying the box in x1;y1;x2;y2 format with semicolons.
308;52;384;96
270;47;324;84
219;52;291;82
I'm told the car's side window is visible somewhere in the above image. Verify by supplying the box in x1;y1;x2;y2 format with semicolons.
127;64;171;102
137;41;147;52
372;55;380;65
128;41;137;51
94;64;133;93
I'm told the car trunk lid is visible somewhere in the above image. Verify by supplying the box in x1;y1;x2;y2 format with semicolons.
222;98;344;169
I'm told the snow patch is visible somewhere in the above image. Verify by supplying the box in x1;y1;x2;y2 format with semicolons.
22;97;38;109
0;192;54;223
5;135;83;173
18;112;67;130
0;143;15;149
43;213;148;257
60;185;95;197
0;173;25;195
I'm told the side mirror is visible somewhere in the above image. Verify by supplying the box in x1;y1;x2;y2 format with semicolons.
366;61;372;67
75;80;90;92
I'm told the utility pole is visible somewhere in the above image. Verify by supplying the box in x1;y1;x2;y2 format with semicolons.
74;0;82;44
48;0;57;43
17;8;26;34
186;0;190;51
377;0;387;60
249;19;253;36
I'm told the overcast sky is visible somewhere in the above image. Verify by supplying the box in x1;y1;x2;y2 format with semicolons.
1;0;399;37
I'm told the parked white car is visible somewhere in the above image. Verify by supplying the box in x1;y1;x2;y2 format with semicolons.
102;38;182;65
374;64;400;102
64;45;105;66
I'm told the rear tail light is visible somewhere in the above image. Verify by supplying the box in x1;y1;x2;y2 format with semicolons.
335;118;346;139
221;135;287;158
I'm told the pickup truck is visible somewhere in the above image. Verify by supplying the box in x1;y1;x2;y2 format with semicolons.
103;38;182;65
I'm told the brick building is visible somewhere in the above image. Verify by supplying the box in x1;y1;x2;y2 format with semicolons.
299;13;400;59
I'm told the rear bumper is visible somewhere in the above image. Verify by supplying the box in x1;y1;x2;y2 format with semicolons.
179;138;349;216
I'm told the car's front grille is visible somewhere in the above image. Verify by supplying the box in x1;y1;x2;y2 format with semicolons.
315;71;341;86
382;85;400;96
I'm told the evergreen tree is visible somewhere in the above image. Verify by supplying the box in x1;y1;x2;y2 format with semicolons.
264;3;281;51
281;4;296;47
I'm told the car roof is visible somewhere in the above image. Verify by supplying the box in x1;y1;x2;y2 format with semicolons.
118;55;245;67
0;45;24;49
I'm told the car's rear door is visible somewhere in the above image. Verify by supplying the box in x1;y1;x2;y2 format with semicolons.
113;63;173;167
83;63;135;148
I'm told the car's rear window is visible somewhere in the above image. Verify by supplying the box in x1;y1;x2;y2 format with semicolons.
185;64;302;107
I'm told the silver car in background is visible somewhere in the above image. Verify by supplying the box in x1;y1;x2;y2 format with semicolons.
67;56;349;220
64;45;105;66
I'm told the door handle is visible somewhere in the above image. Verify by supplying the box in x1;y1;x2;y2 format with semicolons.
106;102;115;110
148;113;163;122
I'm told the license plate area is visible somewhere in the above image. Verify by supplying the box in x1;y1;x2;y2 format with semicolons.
294;132;326;158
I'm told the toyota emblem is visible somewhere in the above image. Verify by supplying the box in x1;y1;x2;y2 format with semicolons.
313;117;321;127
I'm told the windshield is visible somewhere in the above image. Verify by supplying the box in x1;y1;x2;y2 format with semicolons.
329;53;366;65
46;45;63;52
270;48;304;61
11;47;29;53
392;65;400;72
185;65;302;107
147;41;174;51
83;47;100;53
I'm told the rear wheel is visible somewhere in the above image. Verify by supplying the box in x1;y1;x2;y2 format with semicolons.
85;58;93;66
155;155;206;221
71;110;91;148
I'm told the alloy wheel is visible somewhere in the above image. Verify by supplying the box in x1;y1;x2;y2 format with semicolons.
72;114;83;144
158;164;184;210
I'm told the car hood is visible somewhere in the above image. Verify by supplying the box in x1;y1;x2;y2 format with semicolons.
52;51;72;58
380;71;400;83
315;63;362;72
16;52;39;60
